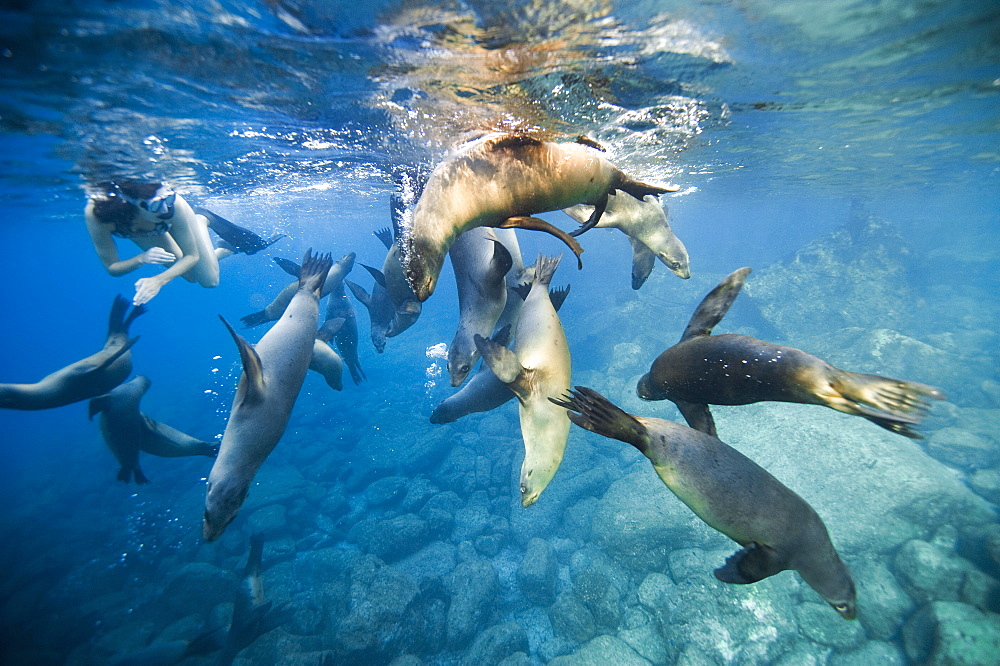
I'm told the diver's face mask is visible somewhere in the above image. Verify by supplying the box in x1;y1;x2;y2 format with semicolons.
117;183;177;220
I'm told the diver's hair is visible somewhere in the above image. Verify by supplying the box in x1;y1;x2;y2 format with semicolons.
90;180;162;226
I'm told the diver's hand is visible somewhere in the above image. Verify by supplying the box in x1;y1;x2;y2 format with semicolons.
139;247;175;265
134;277;165;305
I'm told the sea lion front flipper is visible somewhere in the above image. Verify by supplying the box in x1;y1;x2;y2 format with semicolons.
317;317;345;343
473;333;527;401
95;336;140;372
489;238;514;281
679;267;753;343
674;400;717;437
219;316;266;406
714;542;787;584
568;192;608;237
88;394;112;420
629;237;656;290
361;264;387;289
374;227;394;251
274;257;301;277
345;280;372;309
493;216;584;270
614;173;681;200
549;285;571;312
575;135;605;151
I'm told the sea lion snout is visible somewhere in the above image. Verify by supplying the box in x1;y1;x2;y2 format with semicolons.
636;373;660;400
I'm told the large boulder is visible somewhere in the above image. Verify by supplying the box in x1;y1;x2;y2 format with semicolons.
446;560;499;649
902;601;1000;665
517;538;558;606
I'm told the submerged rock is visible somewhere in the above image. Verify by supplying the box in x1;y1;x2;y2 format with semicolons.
461;622;529;666
925;427;998;470
902;600;1000;665
355;514;430;563
548;590;597;644
446;559;499;649
547;634;650;666
517;537;558;606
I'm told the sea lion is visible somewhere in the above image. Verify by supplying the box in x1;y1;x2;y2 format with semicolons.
0;295;144;410
400;133;678;302
193;206;285;255
551;386;857;619
324;275;365;384
564;192;690;288
309;318;345;392
89;376;218;483
447;227;514;386
217;534;287;666
110;628;222;666
204;250;332;541
474;254;571;507
240;252;354;328
636;267;945;438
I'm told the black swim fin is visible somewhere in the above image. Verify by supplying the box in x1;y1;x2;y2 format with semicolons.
714;542;787;584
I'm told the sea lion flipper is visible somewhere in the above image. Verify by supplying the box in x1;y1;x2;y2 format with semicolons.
491;324;512;347
568;192;608;237
317;317;346;342
615;173;681;200
473;333;525;391
88;394;112;420
361;264;387;289
493;216;584;270
489;238;514;280
374;227;394;250
575;135;606;151
345;280;372;309
714;542;786;584
548;285;571;312
674;400;717;437
550;386;651;454
240;310;270;329
95;336;140;371
629;238;656;290
219;316;266;406
679;267;753;343
274;257;301;277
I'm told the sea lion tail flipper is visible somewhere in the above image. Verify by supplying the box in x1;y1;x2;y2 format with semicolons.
549;386;651;454
260;234;286;252
714;542;786;584
239;310;271;329
299;249;334;297
219;316;266;406
674;400;717;437
549;284;571;312
88;394;112;420
246;533;264;575
121;302;148;334
374;227;394;250
273;257;301;277
134;466;149;485
532;253;562;288
829;372;945;438
107;294;130;336
629;238;656;290
361;264;387;289
95;335;140;371
345;280;372;309
567;192;608;237
615;173;681;200
317;317;345;343
490;324;512;347
494;216;583;270
679;267;753;342
511;282;531;302
473;334;525;390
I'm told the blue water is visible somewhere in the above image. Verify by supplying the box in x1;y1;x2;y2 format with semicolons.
1;1;999;664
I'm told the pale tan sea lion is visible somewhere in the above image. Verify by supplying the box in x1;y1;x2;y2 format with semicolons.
636;267;945;438
552;386;857;619
564;191;690;288
401;133;677;301
203;250;332;541
0;295;144;410
474;254;571;507
309;317;345;392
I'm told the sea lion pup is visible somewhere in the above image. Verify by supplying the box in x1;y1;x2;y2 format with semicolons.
217;534;287;666
551;386;857;619
431;285;570;424
636;267;945;438
564;191;691;289
0;295;144;410
473;254;571;507
400;132;678;302
109;628;222;666
204;249;333;541
309;318;345;391
240;252;354;328
193;206;285;255
89;376;218;483
447;227;514;386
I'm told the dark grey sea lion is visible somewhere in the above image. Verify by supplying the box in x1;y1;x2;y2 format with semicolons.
636;267;945;438
447;227;513;386
473;254;571;507
430;286;569;424
109;627;222;666
240;252;354;328
204;250;332;541
564;191;690;289
193;206;285;255
89;375;218;483
400;133;678;301
324;279;365;383
0;295;144;410
551;386;857;619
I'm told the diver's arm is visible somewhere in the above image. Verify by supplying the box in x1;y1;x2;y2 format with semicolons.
85;206;174;277
132;198;201;304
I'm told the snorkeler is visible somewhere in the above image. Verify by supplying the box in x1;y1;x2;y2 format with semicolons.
85;180;280;305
